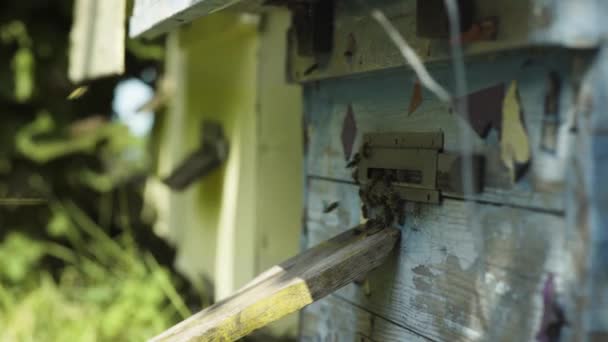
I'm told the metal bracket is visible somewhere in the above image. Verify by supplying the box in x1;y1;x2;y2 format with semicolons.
357;131;483;205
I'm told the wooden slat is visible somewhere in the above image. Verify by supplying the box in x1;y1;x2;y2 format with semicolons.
288;0;608;82
150;225;400;342
289;0;535;82
69;0;126;82
304;178;580;341
574;48;608;339
303;48;576;212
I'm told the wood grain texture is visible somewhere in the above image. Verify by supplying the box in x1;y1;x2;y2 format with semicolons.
150;225;399;342
304;179;580;341
304;49;577;212
289;0;608;82
300;295;431;342
129;0;266;38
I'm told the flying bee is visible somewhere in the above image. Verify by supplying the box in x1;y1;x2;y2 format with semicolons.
346;153;361;168
323;201;339;213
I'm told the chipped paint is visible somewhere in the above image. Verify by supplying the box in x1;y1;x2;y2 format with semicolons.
501;80;531;181
408;81;423;115
301;39;588;340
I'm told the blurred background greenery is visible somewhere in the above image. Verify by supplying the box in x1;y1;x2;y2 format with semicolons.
0;1;203;340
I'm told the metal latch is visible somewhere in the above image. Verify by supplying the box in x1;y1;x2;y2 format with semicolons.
356;131;483;205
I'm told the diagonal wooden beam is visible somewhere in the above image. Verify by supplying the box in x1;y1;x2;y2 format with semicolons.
150;226;400;342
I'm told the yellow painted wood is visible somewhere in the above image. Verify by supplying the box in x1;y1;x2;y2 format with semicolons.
253;9;303;337
144;8;303;338
146;12;260;297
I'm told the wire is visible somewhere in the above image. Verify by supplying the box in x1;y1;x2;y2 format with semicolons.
370;9;451;102
442;1;483;260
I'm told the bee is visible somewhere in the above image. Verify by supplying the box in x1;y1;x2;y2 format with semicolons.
351;168;360;184
346;153;361;168
361;204;368;219
323;201;339;213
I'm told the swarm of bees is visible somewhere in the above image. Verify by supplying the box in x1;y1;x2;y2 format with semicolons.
347;144;406;234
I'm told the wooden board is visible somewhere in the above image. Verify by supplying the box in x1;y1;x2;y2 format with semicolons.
69;0;126;82
129;0;265;38
289;0;533;82
303;178;582;341
288;0;608;82
303;48;578;212
300;295;431;342
150;225;399;341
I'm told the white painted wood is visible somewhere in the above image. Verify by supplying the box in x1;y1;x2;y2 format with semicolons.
69;0;126;82
304;178;581;341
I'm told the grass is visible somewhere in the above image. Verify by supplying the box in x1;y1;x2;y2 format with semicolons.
0;199;190;341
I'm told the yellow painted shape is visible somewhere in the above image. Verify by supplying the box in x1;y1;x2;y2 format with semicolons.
204;281;313;341
157;281;313;342
501;80;530;173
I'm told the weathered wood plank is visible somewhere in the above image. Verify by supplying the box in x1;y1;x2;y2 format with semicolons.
150;225;399;342
305;178;580;341
573;47;608;339
301;295;431;342
529;0;608;48
304;49;577;212
289;0;608;82
69;0;126;82
290;0;534;82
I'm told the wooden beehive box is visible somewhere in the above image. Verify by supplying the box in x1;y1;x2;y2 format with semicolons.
290;1;607;341
132;0;608;340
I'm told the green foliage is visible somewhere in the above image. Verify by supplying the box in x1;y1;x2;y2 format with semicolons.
0;202;190;341
15;111;140;166
0;233;44;283
15;112;149;193
1;20;34;103
11;46;34;102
